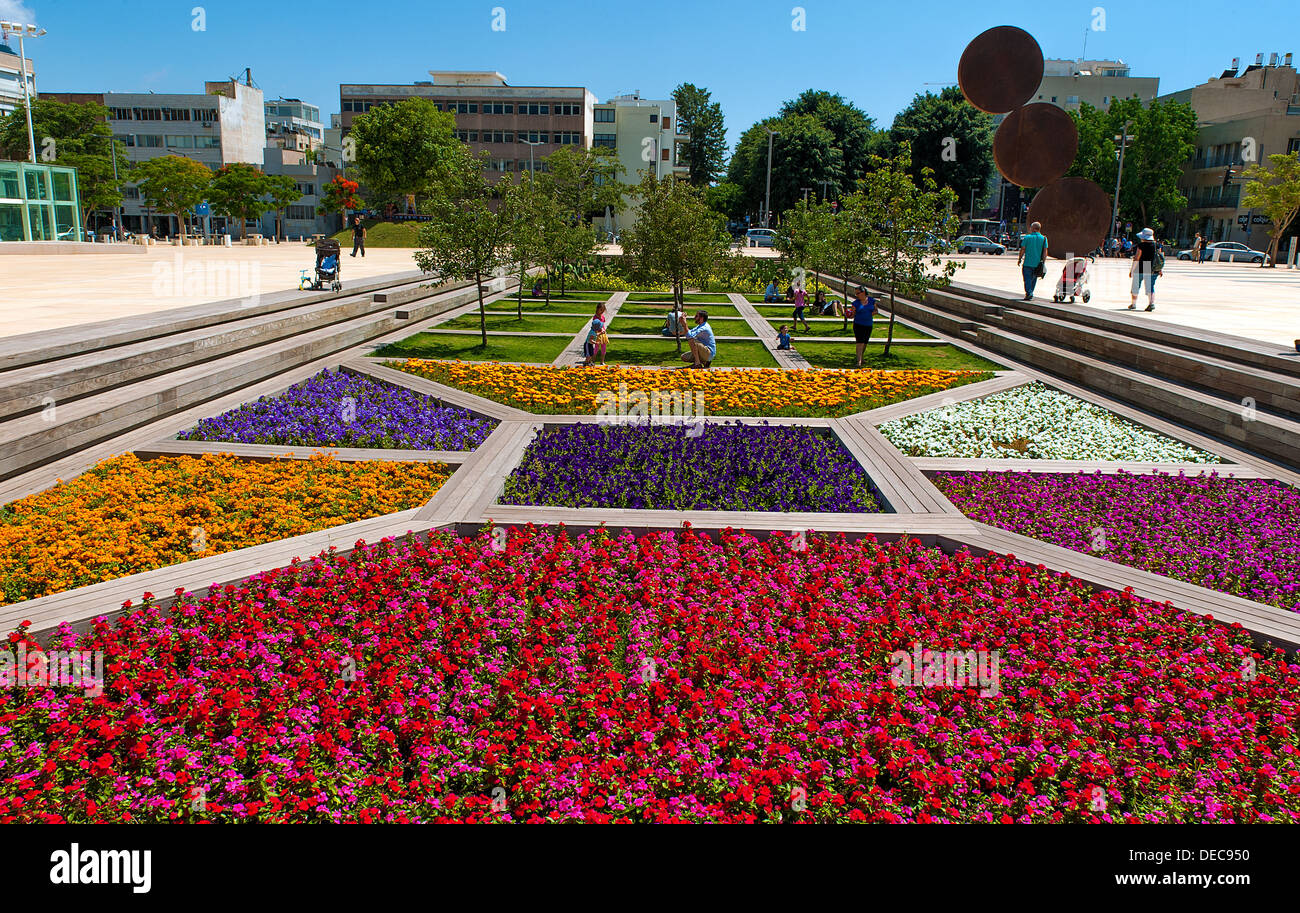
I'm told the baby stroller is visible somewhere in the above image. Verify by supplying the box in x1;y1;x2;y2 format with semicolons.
1051;256;1091;303
303;238;342;292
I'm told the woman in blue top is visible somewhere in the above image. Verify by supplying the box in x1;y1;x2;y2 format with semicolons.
850;286;877;368
583;302;608;366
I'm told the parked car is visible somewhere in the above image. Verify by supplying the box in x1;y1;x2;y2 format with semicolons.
1176;241;1270;264
745;228;777;248
906;231;949;253
954;235;1006;255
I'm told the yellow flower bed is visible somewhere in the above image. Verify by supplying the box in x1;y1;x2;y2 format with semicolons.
0;453;449;606
394;360;991;418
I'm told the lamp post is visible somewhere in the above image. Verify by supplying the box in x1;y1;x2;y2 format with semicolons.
1110;120;1134;246
521;137;544;176
0;21;45;165
762;127;779;228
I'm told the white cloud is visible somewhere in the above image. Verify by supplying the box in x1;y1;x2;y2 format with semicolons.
0;1;37;27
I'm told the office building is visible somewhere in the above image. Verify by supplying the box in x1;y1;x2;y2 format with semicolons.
592;93;690;231
259;146;342;239
1160;53;1300;245
0;40;35;116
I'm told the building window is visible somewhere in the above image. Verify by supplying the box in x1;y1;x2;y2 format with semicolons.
554;132;581;145
296;182;315;195
593;108;615;123
134;107;162;121
661;148;669;161
1289;138;1300;156
454;102;478;114
193;135;219;149
137;134;163;148
454;130;479;142
1066;96;1079;105
484;130;515;143
109;106;132;120
286;205;315;220
486;159;513;172
593;133;616;149
114;133;135;147
520;131;549;144
520;103;549;116
662;117;670;131
649;113;657;123
165;135;194;148
485;102;513;115
163;108;191;121
554;103;580;116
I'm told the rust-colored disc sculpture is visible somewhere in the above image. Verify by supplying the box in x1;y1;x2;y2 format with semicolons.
958;26;1044;114
994;103;1079;189
1026;177;1111;259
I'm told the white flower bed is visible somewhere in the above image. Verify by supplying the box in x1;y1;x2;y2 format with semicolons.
878;383;1222;462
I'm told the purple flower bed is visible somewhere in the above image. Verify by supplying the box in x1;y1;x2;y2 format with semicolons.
179;369;496;451
935;470;1300;612
501;421;882;512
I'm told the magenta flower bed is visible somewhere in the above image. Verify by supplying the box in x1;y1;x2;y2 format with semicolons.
935;470;1300;613
2;527;1297;823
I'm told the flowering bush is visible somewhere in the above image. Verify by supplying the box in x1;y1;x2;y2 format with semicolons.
0;454;449;605
394;360;992;418
501;422;882;512
179;369;495;451
2;527;1296;823
936;470;1300;613
568;271;642;292
879;383;1222;462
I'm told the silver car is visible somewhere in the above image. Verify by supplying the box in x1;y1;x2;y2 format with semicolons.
1176;241;1269;264
746;228;777;248
955;235;1006;255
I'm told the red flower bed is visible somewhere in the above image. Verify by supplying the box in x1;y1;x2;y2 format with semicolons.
1;527;1297;823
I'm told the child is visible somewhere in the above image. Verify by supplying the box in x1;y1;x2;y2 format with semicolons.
583;303;608;365
791;285;811;332
776;325;792;350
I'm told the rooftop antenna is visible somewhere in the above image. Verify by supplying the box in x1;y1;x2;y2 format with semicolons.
1081;26;1087;63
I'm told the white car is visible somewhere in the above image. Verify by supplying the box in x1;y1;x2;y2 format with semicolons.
1177;241;1269;264
746;228;777;248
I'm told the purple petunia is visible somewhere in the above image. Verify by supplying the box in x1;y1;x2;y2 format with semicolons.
179;369;497;451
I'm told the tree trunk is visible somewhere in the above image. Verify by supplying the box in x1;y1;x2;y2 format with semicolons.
175;211;186;241
560;258;567;297
476;270;487;347
544;267;551;306
517;264;525;319
883;243;898;358
841;272;851;332
674;277;683;355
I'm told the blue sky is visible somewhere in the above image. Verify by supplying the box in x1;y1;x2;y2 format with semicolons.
11;0;1297;150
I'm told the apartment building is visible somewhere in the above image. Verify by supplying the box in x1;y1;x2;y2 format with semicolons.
265;97;324;154
339;70;595;186
1160;53;1300;245
258;146;341;238
591;93;690;231
0;40;35;116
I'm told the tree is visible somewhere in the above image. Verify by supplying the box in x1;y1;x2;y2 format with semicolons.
704;181;746;221
0;98;132;227
727;114;844;222
672;82;728;186
542;145;627;295
621;172;731;353
824;192;872;331
135;155;211;240
318;175;362;215
207;163;295;239
503;173;551;317
264;173;301;240
1066;97;1198;232
1240;153;1300;268
414;145;512;346
775;198;835;293
349;97;458;209
779;90;878;184
886;87;993;212
854;143;961;356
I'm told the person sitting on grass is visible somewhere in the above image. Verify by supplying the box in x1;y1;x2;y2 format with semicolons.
661;303;687;337
776;324;792;350
850;286;878;369
763;280;780;303
681;310;716;369
531;277;544;298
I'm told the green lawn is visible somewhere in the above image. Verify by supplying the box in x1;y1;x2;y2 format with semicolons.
768;319;935;340
623;292;734;303
604;338;779;368
795;341;1005;371
328;219;420;248
609;316;757;338
617;302;743;317
372;332;572;363
436;313;587;334
483;299;604;313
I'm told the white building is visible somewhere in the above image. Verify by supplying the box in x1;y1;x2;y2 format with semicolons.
0;41;35;116
592;93;690;232
265;97;324;153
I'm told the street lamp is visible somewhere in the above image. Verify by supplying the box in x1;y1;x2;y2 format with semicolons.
520;137;544;176
1110;120;1135;247
0;21;45;165
762;127;779;228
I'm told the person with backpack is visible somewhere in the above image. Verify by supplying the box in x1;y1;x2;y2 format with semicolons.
1128;227;1163;312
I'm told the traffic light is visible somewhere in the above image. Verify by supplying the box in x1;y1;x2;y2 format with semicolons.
1223;167;1235;187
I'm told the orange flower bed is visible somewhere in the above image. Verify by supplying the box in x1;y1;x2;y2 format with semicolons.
0;453;448;606
393;360;992;418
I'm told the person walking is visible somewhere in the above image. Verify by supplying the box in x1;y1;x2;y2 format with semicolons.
791;284;811;332
850;286;878;368
1191;232;1204;265
682;310;717;368
1017;221;1048;300
350;216;366;258
583;302;609;365
1128;227;1161;312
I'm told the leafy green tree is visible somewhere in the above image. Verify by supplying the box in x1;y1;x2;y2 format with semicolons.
135;154;211;239
349;97;458;209
854;143;961;356
886;86;993;212
1240;153;1300;268
264;173;302;240
621;172;731;352
775;199;835;293
779;90;878;185
704;181;746;221
503;172;550;316
1066;97;1198;232
0;98;132;226
824;191;873;331
727;114;843;222
672;82;728;186
207;163;297;239
542;145;626;294
414;145;512;346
